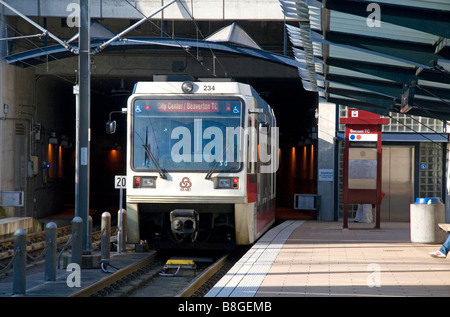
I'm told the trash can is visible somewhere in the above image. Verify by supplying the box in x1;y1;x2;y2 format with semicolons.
410;197;446;244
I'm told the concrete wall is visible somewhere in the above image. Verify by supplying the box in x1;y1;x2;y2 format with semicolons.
4;0;289;20
317;101;336;221
0;61;35;218
0;9;75;221
0;62;74;219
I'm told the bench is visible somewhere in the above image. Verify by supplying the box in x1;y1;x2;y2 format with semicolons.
438;223;450;232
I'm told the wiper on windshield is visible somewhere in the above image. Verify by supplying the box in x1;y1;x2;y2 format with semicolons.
142;144;167;179
205;143;230;180
205;160;220;180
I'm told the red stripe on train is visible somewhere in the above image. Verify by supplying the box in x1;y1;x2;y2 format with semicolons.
247;174;257;203
257;198;276;233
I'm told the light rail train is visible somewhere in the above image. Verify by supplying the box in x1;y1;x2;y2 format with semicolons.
107;78;278;249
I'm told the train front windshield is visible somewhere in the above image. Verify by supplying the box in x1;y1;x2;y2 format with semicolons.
132;98;244;172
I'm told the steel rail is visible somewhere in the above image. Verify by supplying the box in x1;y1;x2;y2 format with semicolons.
69;252;158;297
176;253;229;297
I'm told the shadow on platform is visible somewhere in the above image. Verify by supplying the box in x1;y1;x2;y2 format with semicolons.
276;207;315;221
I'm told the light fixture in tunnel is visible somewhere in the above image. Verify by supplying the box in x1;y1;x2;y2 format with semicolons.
48;132;58;145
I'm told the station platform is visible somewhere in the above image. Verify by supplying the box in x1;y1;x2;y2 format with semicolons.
207;220;450;297
2;219;450;298
0;251;153;297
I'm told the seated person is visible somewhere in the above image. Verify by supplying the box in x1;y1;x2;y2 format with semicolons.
429;234;450;258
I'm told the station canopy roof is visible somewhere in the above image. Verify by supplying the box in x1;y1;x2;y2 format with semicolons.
280;0;450;120
4;21;297;71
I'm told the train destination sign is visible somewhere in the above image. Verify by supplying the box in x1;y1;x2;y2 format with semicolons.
157;100;219;112
134;99;242;115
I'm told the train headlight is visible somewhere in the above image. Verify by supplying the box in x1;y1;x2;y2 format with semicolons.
218;178;231;188
181;81;194;94
133;176;157;188
215;177;239;189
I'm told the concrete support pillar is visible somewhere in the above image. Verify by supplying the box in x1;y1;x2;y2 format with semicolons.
317;102;337;221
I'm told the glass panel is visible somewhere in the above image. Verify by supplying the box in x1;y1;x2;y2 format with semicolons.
338;105;445;133
418;142;443;198
132;98;243;172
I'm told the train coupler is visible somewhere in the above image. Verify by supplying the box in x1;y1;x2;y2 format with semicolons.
170;209;199;241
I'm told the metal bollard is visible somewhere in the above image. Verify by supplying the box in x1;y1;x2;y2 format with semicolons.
88;215;93;251
101;212;111;262
13;228;27;295
117;209;127;253
71;216;83;266
45;222;57;281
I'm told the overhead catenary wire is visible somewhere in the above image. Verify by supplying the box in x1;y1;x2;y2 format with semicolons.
0;0;73;52
0;32;46;41
416;84;450;108
386;113;450;154
93;0;178;54
3;23;77;86
176;0;228;77
124;0;228;78
3;0;229;80
3;24;122;97
403;110;448;138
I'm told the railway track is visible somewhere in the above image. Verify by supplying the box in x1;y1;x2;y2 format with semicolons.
0;223;249;297
0;225;117;277
0;226;70;261
71;246;249;297
75;253;228;297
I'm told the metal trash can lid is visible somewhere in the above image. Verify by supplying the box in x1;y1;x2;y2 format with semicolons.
414;197;442;204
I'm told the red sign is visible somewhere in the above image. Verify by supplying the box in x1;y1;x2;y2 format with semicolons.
339;109;389;229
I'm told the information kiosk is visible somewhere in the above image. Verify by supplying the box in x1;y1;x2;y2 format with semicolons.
340;109;389;229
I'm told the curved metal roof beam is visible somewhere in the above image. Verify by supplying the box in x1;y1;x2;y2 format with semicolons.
4;37;299;69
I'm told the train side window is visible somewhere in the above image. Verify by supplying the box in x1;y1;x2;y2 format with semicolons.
247;116;257;173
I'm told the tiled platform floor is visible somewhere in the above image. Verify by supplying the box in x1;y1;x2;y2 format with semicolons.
209;220;450;297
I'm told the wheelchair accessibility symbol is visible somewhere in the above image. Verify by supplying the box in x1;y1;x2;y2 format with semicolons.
232;105;240;114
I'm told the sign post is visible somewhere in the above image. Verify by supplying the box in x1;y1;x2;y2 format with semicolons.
114;175;126;212
340;109;389;229
115;175;126;252
76;0;91;253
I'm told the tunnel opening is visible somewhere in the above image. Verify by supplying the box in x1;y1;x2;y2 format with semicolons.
32;75;317;227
